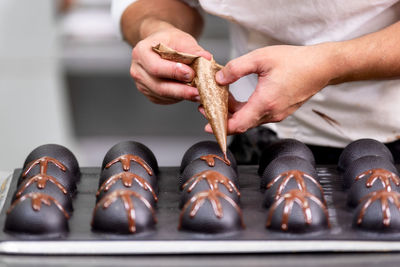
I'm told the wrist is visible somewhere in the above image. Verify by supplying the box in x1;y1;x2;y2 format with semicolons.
139;17;176;39
316;41;359;86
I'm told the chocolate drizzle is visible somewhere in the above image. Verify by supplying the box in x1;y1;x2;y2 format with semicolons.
182;170;239;196
179;189;244;229
16;174;68;198
97;172;157;201
200;154;231;167
356;168;400;191
105;154;153;176
267;170;324;202
7;192;69;219
23;156;66;177
266;189;329;231
357;190;400;227
94;189;157;233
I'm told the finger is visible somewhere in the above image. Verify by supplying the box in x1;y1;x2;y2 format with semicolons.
135;81;180;104
226;89;267;134
228;93;246;113
135;66;200;103
139;48;196;83
204;123;212;133
216;51;263;85
194;50;212;60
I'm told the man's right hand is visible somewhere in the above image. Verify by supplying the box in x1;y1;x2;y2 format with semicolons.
130;19;211;104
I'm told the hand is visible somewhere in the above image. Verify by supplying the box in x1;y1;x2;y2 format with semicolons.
130;20;211;104
203;44;334;134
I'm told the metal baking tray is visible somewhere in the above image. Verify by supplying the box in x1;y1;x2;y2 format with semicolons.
0;166;400;255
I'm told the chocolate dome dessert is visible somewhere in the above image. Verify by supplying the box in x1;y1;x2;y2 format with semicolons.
258;139;315;176
260;156;318;190
92;189;157;234
18;162;77;195
338;139;394;171
342;155;398;189
101;141;158;175
353;190;400;232
180;141;237;174
14;177;73;214
96;175;158;207
179;189;244;233
23;144;80;182
347;168;400;207
263;171;324;208
180;158;238;188
266;189;329;233
99;161;157;193
180;170;240;208
4;192;69;235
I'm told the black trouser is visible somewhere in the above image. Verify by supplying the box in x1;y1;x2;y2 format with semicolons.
228;127;400;165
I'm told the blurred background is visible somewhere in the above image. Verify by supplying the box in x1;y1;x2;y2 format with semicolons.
0;0;230;170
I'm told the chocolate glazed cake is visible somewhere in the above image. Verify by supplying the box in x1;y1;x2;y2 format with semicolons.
266;189;329;233
101;141;159;175
180;141;237;174
92;141;159;234
178;150;244;233
258;139;315;176
4;144;79;236
338;138;394;172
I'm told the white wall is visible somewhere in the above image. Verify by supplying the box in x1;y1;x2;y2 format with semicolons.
0;0;75;171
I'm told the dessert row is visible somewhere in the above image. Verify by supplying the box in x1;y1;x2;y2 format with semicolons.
5;144;80;236
92;141;159;234
3;138;400;237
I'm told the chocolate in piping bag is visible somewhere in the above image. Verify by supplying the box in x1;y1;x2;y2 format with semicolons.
152;43;229;162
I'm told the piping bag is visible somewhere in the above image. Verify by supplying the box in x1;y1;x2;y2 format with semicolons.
152;43;230;164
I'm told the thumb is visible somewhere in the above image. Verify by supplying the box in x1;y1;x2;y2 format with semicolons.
216;51;261;85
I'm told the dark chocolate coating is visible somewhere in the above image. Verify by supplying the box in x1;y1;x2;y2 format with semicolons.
4;196;69;235
18;164;77;195
179;141;237;174
267;194;329;233
179;195;243;233
180;158;238;189
180;179;240;209
353;193;400;232
96;179;157;207
99;162;158;193
347;174;400;207
23;144;80;182
264;177;324;208
13;180;73;214
338;138;394;171
92;192;156;234
260;156;318;190
342;155;398;189
101;141;158;174
258;139;315;176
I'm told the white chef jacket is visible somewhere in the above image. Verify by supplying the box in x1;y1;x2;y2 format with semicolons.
112;0;400;148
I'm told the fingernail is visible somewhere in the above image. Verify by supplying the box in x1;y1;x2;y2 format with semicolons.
216;71;224;82
184;73;192;81
194;96;200;102
177;63;192;82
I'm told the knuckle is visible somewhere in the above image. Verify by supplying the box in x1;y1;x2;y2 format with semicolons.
225;62;240;78
235;126;248;134
130;66;140;80
271;114;286;122
146;64;158;76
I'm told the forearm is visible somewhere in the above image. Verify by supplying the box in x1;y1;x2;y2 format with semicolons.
121;0;204;46
325;21;400;85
